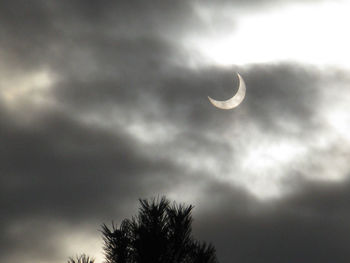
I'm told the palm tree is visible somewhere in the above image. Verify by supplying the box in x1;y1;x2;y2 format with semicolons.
102;220;133;263
102;196;218;263
68;254;95;263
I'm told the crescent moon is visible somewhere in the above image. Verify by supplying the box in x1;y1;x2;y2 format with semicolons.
208;73;246;110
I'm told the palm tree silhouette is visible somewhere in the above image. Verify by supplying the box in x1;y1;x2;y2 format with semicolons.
68;254;95;263
102;196;218;263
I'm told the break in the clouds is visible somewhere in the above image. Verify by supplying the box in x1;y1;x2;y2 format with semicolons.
187;0;350;67
1;0;350;263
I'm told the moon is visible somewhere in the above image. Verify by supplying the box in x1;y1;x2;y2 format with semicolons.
208;73;246;110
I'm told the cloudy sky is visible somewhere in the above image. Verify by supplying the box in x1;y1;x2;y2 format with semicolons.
1;0;350;262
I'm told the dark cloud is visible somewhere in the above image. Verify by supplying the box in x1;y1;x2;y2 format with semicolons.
242;64;324;133
54;58;328;135
0;107;182;223
0;0;197;69
1;0;350;263
194;178;350;263
0;106;188;262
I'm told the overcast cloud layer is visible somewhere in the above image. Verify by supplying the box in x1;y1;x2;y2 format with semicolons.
1;1;350;263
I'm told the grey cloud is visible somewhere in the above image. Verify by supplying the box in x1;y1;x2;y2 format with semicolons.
1;0;350;263
0;106;193;262
0;0;197;69
4;174;350;263
0;107;182;225
54;54;328;135
242;64;323;133
194;178;350;263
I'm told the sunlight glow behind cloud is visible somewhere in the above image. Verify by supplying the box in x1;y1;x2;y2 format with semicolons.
241;140;306;173
0;69;55;108
186;1;350;68
59;229;103;263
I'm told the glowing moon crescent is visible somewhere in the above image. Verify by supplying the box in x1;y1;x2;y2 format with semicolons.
208;73;246;110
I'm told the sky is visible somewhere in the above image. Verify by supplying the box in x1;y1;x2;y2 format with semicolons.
1;0;350;262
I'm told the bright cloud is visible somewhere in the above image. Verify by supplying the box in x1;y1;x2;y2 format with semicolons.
0;69;55;108
186;1;350;68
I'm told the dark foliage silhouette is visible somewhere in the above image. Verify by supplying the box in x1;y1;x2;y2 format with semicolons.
102;196;218;263
68;254;95;263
